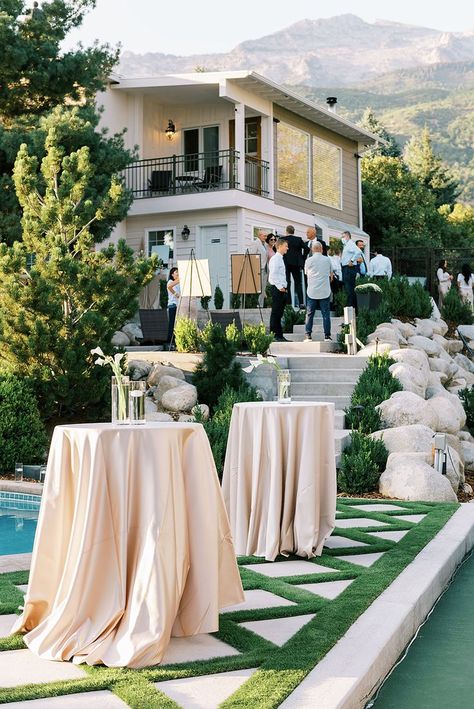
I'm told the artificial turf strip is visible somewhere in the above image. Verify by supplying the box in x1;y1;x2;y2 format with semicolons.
0;571;29;615
0;500;459;707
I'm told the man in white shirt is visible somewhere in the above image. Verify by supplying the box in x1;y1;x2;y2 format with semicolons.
368;249;393;279
304;241;333;341
340;231;362;307
249;230;269;306
268;237;289;341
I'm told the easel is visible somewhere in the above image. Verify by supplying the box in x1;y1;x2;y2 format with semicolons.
170;249;211;350
231;249;264;326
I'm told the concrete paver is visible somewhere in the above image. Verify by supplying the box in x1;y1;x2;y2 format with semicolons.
336;552;385;567
4;691;128;708
243;560;337;578
157;668;257;709
295;580;353;599
221;589;297;614
0;649;86;688
240;614;315;646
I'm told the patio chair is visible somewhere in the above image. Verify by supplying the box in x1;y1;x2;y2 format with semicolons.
195;165;223;191
148;170;172;194
209;311;243;332
139;309;169;345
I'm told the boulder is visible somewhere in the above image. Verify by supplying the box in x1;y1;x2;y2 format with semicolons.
426;371;445;391
376;391;439;430
407;335;441;357
111;330;130;347
429;395;465;434
391;319;416;339
460;441;474;472
454;353;474;375
428;358;452;384
145;411;173;422
122;323;143;345
147;363;186;387
432;334;450;351
127;359;152;380
371;424;435;454
414;320;434;339
446;446;464;489
455;366;474;386
145;397;157;413
178;414;196;422
192;403;210;421
367;327;406;346
459;430;474;443
389;348;430;377
447;379;467;395
154;375;182;403
161;382;198;412
379;456;457;502
426;388;467;428
431;319;449;336
446;339;464;355
389;362;428;398
430;299;441;320
356;342;394;357
437;347;454;363
457;325;474;340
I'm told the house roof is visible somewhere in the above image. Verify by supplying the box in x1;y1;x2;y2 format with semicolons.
108;70;379;146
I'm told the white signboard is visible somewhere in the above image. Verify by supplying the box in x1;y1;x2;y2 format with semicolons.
177;258;212;297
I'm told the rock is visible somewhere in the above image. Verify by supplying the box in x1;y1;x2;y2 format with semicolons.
429;395;466;433
376;391;439;430
371;424;435;454
111;330;130;347
430;299;440;320
178;414;196;422
448;379;467;395
414;319;434;338
192;403;210;421
454;353;474;375
426;388;467;427
428;358;451;384
145;397;157;413
122;323;143;344
446;339;464;355
391;319;417;338
446;446;464;489
390;348;430;377
379;456;457;502
147;363;186;387
458;325;474;340
407;335;441;357
455;366;474;386
459;430;474;443
127;359;152;380
356;342;394;357
437;347;454;363
462;483;473;494
426;371;445;390
389;362;428;398
446;433;462;456
155;375;182;403
460;441;474;472
431;319;449;336
432;334;450;351
367;327;406;346
161;382;198;412
145;411;173;422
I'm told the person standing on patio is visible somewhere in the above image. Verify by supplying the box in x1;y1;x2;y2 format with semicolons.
304;241;333;341
283;225;306;308
457;264;474;311
167;267;180;348
249;230;269;307
268;238;289;341
340;231;361;308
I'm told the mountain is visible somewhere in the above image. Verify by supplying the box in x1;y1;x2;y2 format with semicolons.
118;14;474;86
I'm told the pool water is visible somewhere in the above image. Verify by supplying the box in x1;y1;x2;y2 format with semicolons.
0;493;40;556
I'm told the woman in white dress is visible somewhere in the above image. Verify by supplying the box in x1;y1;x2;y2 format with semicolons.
437;259;453;308
457;264;474;311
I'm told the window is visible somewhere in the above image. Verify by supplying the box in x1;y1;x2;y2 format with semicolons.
147;229;175;266
276;123;310;199
184;126;219;172
184;129;199;172
312;137;342;209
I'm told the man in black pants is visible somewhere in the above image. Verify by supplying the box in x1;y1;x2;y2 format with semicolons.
283;225;306;308
268;237;289;341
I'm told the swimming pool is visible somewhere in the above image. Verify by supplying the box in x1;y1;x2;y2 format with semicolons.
0;492;40;556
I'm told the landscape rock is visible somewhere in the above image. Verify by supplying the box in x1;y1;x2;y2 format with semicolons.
446;339;464;355
425;388;467;428
127;359;152;380
432;334;450;351
155;375;182;403
367;327;406;346
111;330;130;347
407;335;441;357
161;382;198;412
145;397;157;413
414;320;434;339
192;403;210;421
391;319;416;339
178;414;196;422
145;411;173;422
460;441;474;472
445;446;464;489
459;430;474;443
428;358;452;384
389;348;430;377
432;319;449;336
429;396;463;434
426;371;445;390
453;353;474;375
457;325;474;341
389;362;428;398
376;391;438;430
379;456;457;502
122;323;143;344
371;424;434;454
356;342;394;357
147;363;186;387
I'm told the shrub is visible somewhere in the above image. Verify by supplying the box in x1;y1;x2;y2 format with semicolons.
333;289;348;316
242;324;273;355
356;304;393;345
345;354;402;434
195;384;260;477
283;305;305;333
159;278;168;309
214;285;224;310
441;288;474;326
337;431;388;495
355;275;432;322
230;293;241;309
459;386;474;434
200;295;211;310
200;320;241;350
192;323;246;411
0;375;48;474
264;282;273;308
174;316;201;352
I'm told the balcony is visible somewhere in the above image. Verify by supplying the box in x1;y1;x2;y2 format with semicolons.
122;149;269;199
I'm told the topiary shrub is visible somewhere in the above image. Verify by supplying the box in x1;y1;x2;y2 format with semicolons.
159;278;168;309
214;285;224;310
459;386;474;434
242;324;273;355
192;323;246;411
337;431;388;495
441;288;474;327
0;374;48;474
174;316;201;352
345;353;402;434
200;295;211;310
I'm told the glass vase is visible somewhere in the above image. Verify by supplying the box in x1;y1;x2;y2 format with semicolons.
129;380;146;424
277;369;291;404
111;376;130;424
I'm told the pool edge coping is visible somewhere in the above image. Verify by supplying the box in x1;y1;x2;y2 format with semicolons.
279;503;474;709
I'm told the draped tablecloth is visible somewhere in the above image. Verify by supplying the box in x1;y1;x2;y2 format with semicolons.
222;402;337;561
13;423;244;668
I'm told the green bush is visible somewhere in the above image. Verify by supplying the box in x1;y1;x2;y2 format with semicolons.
195;384;260;477
159;278;168;309
345;354;402;434
192;323;246;411
355;275;432;323
337;431;388;495
356;304;393;345
333;289;348;316
264;282;273;308
174;316;201;352
230;293;241;309
200;295;211;310
441;288;474;326
459;386;474;434
0;374;48;474
214;285;224;310
283;305;305;333
200;320;242;350
242;323;273;355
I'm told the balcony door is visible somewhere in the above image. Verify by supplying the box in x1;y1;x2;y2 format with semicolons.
229;117;262;193
183;126;219;173
199;225;228;308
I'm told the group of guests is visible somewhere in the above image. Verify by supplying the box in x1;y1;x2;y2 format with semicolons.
437;260;474;310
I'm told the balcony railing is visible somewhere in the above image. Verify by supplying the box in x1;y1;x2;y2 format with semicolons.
122;149;269;199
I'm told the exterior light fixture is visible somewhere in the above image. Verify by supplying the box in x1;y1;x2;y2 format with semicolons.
181;225;190;240
165;119;176;140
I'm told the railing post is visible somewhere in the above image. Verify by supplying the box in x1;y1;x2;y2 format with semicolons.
172;155;176;195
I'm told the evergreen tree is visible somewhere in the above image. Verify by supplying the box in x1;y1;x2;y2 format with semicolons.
0;117;156;421
404;127;460;207
358;108;401;158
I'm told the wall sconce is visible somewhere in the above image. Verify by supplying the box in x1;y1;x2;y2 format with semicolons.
181;225;190;240
165;119;176;140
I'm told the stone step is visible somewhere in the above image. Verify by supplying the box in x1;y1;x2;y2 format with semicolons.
334;410;345;430
269;341;339;355
291;381;355;397
285;355;368;370
291;394;352;409
283;333;340;343
293;319;345;335
290;368;363;383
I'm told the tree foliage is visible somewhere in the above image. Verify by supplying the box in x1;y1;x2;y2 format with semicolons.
404;127;460;207
358;108;401;158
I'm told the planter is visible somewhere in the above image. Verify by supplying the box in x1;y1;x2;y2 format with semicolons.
356;291;383;311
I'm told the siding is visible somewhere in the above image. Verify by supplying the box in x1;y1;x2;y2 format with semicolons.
272;105;360;226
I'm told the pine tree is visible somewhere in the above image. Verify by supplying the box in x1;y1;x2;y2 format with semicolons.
358;108;401;158
0;116;156;421
404;127;460;207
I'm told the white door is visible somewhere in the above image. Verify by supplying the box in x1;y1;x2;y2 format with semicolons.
199;225;229;308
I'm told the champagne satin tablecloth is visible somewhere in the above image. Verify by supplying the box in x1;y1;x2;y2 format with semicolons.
13;423;244;668
222;401;337;561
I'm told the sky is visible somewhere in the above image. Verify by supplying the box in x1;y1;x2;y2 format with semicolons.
61;0;474;56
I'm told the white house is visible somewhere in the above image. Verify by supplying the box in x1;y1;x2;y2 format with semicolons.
98;70;378;306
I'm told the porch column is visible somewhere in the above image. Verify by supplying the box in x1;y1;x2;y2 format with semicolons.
234;102;245;191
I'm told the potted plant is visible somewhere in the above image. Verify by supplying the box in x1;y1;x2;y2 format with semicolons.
355;282;383;310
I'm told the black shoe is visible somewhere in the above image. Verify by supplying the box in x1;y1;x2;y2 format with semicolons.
324;335;332;341
275;336;288;342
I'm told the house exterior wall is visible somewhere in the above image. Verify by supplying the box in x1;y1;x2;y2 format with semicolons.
272;105;360;226
96;88;143;154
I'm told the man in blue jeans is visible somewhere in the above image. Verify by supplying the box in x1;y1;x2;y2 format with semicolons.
304;241;333;341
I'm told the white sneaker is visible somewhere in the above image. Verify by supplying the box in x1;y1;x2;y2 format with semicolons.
304;334;312;341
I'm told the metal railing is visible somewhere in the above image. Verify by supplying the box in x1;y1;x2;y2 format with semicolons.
122;150;270;199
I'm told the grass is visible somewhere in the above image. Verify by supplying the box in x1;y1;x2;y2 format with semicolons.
0;499;459;707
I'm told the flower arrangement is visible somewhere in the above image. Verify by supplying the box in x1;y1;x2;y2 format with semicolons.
91;346;129;422
242;353;282;373
354;282;383;293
